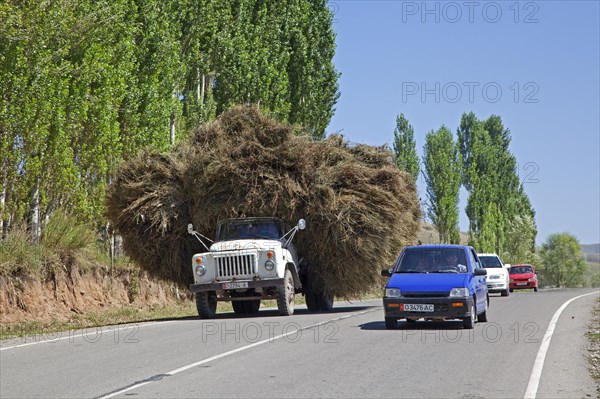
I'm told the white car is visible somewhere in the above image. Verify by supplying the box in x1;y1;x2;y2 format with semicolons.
478;253;510;297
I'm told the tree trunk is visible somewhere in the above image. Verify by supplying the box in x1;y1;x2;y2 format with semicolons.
30;183;41;244
170;112;175;146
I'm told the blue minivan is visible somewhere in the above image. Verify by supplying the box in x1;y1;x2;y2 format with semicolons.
382;245;488;329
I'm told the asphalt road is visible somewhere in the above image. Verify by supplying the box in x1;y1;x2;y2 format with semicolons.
1;288;598;398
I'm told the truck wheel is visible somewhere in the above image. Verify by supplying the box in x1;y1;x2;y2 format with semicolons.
277;269;295;316
317;291;334;311
232;301;247;314
245;300;261;314
304;286;319;311
196;291;217;319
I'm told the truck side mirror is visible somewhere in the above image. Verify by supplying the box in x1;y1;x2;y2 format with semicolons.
187;223;194;235
297;219;306;230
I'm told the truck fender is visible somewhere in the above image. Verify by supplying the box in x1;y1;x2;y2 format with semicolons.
286;263;302;290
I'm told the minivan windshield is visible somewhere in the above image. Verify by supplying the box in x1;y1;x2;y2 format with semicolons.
396;248;468;274
479;256;502;268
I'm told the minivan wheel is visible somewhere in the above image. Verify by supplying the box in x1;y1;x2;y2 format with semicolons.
385;317;397;329
463;301;475;329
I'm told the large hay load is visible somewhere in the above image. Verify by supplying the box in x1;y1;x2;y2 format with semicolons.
106;106;420;301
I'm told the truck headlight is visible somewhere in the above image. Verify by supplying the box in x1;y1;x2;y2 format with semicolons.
195;265;206;276
449;288;469;298
265;260;275;271
385;288;401;298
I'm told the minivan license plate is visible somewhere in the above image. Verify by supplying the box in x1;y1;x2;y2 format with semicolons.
223;282;248;289
402;304;434;312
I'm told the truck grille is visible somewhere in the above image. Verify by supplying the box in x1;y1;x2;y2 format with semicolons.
216;254;257;279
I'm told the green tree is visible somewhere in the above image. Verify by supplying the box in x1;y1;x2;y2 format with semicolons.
539;233;587;287
392;113;419;182
502;214;538;265
423;126;461;244
459;113;536;254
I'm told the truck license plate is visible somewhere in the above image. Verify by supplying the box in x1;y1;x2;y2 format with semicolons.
223;282;249;289
401;304;434;312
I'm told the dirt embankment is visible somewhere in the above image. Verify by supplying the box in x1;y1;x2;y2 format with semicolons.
0;266;187;325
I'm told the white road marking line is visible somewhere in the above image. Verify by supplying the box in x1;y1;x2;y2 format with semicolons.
524;291;599;399
97;308;379;399
0;320;183;351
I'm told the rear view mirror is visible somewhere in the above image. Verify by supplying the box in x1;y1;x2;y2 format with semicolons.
505;263;511;269
474;268;487;276
187;223;194;235
298;219;306;230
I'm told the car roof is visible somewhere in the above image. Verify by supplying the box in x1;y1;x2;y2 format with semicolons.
405;244;469;250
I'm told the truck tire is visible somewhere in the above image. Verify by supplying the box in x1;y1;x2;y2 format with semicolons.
316;291;334;311
304;286;319;311
277;269;295;316
232;301;247;314
245;300;261;314
196;291;217;319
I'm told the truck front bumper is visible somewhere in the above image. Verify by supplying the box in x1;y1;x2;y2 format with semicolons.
189;278;285;293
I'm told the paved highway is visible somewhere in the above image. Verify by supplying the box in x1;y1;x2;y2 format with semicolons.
1;288;597;398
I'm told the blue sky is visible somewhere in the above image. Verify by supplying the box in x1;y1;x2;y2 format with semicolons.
326;0;600;245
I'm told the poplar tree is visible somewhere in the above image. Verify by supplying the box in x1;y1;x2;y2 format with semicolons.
423;126;461;244
392;113;419;182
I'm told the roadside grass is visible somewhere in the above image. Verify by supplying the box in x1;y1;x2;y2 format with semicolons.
588;297;600;394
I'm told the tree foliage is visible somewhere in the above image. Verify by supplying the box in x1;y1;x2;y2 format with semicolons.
539;233;587;287
392;113;419;182
423;126;461;244
458;113;536;254
0;0;340;239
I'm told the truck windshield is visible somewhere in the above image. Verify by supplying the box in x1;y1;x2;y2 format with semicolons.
217;220;283;241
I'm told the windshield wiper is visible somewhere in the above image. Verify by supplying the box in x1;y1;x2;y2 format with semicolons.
430;270;459;274
396;269;429;274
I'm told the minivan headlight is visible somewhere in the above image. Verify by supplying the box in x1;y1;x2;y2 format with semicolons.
449;288;469;298
385;288;401;298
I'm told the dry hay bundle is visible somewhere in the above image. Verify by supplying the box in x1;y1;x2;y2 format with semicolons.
106;152;196;283
107;106;421;295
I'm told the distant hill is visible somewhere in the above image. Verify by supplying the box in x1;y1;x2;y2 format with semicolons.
417;221;469;245
582;244;600;263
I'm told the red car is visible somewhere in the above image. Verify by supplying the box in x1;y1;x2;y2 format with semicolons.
509;264;538;292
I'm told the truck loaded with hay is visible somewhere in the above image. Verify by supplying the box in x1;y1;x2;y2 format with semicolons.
187;216;331;317
106;106;421;318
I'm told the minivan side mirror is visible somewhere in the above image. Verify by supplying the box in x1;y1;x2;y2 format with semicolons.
505;263;511;269
474;268;487;276
381;269;392;277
